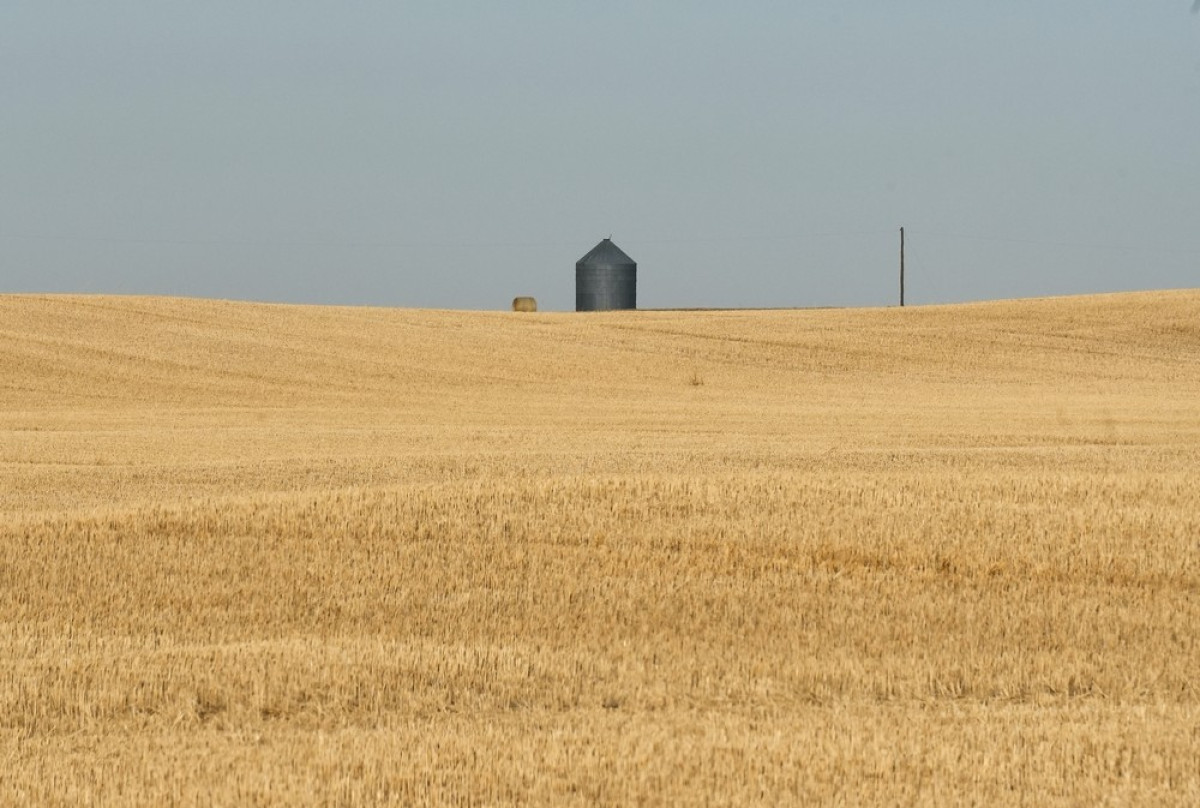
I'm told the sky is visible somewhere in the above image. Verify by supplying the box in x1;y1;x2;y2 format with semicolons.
2;2;1198;311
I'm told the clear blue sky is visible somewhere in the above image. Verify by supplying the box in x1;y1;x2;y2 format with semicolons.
2;2;1197;310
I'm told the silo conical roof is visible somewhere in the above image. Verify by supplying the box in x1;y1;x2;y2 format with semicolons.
577;238;636;268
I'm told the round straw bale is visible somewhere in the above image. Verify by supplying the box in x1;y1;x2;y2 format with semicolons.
512;296;537;312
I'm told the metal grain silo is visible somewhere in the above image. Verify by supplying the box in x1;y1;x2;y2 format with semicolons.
576;238;636;311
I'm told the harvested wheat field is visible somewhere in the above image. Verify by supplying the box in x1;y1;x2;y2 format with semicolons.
2;290;1199;805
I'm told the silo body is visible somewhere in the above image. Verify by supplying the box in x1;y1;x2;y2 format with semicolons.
576;238;636;311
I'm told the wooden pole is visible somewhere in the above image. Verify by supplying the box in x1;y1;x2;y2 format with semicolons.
899;226;906;307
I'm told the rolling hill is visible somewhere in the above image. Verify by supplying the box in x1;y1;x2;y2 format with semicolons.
2;290;1199;805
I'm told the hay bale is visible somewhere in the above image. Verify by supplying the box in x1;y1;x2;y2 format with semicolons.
512;297;537;313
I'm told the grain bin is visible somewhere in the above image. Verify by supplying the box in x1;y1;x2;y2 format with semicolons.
576;238;636;312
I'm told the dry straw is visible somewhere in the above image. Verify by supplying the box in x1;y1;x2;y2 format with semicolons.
1;290;1199;805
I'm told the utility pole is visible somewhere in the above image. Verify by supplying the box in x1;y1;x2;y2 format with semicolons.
899;226;906;307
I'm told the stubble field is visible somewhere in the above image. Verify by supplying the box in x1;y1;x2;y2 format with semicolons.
2;290;1199;805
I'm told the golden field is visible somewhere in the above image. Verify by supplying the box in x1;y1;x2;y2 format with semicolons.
2;290;1199;806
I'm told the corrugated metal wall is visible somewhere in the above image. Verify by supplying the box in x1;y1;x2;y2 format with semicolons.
576;238;636;311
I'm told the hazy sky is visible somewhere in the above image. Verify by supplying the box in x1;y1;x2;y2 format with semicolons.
3;2;1198;310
